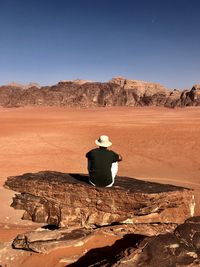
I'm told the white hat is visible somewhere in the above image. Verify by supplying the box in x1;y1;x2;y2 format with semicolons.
95;135;112;147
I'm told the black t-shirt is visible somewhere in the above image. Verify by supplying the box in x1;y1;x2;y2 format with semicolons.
86;147;119;187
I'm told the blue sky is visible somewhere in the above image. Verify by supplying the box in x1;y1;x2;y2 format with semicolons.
0;0;199;89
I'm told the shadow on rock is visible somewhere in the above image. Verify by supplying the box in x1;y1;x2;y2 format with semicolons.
41;224;59;230
69;173;90;184
66;234;145;267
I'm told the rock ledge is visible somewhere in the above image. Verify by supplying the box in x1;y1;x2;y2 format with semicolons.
4;171;195;227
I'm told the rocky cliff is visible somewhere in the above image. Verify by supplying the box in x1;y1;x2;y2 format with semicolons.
0;77;200;108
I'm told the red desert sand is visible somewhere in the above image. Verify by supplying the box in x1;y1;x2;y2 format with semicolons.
0;106;200;266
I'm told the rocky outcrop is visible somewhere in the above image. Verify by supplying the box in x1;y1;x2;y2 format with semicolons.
11;223;177;254
4;171;198;265
4;171;195;228
12;227;92;253
182;84;200;106
115;216;200;267
2;217;200;265
66;217;200;267
6;82;41;90
0;77;199;108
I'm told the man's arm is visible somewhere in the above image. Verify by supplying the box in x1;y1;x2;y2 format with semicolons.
86;150;91;158
118;154;123;162
112;151;122;162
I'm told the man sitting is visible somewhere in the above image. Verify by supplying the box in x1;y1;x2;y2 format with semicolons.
86;135;122;187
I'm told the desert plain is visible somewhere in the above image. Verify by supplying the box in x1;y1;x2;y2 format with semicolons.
0;106;200;266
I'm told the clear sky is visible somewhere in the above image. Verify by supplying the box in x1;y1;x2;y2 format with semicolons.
0;0;199;89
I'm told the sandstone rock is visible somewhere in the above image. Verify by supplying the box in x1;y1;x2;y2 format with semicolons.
115;216;200;267
12;227;92;253
59;253;86;265
110;76;167;93
110;76;169;106
0;77;199;108
0;241;27;267
7;82;41;89
100;222;177;237
59;79;94;85
186;85;200;106
4;171;195;228
11;223;177;254
5;171;198;264
68;217;200;267
165;89;182;107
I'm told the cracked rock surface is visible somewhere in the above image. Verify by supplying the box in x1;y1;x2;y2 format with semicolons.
4;171;194;228
3;171;199;266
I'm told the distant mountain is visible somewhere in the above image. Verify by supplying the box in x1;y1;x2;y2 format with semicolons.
6;82;41;89
59;79;94;85
0;77;199;108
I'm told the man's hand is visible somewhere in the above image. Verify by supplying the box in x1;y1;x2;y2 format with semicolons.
118;154;123;161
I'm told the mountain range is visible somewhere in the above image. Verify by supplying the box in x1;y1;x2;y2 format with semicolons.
0;76;199;108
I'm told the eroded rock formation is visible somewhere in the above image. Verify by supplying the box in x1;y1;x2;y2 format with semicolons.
12;227;93;254
0;77;199;108
4;171;195;228
97;216;200;267
4;171;199;266
11;223;178;254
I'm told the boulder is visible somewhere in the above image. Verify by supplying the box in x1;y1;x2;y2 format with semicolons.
4;171;195;228
67;217;200;267
12;227;92;253
4;171;198;262
114;216;200;267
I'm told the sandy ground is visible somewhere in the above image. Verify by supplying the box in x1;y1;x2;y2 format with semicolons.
0;106;200;266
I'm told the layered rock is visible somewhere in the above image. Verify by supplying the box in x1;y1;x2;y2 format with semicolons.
4;171;195;228
7;82;41;89
12;227;92;253
11;223;178;254
183;84;200;106
0;77;199;108
4;171;198;265
67;217;200;267
3;217;200;265
110;76;169;106
110;217;200;267
165;89;182;107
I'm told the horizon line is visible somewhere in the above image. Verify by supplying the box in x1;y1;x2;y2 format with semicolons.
0;76;198;91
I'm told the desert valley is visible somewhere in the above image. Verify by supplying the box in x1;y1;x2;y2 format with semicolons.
1;0;200;265
0;101;200;266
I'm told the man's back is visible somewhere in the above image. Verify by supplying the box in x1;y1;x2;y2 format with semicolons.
86;147;119;187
